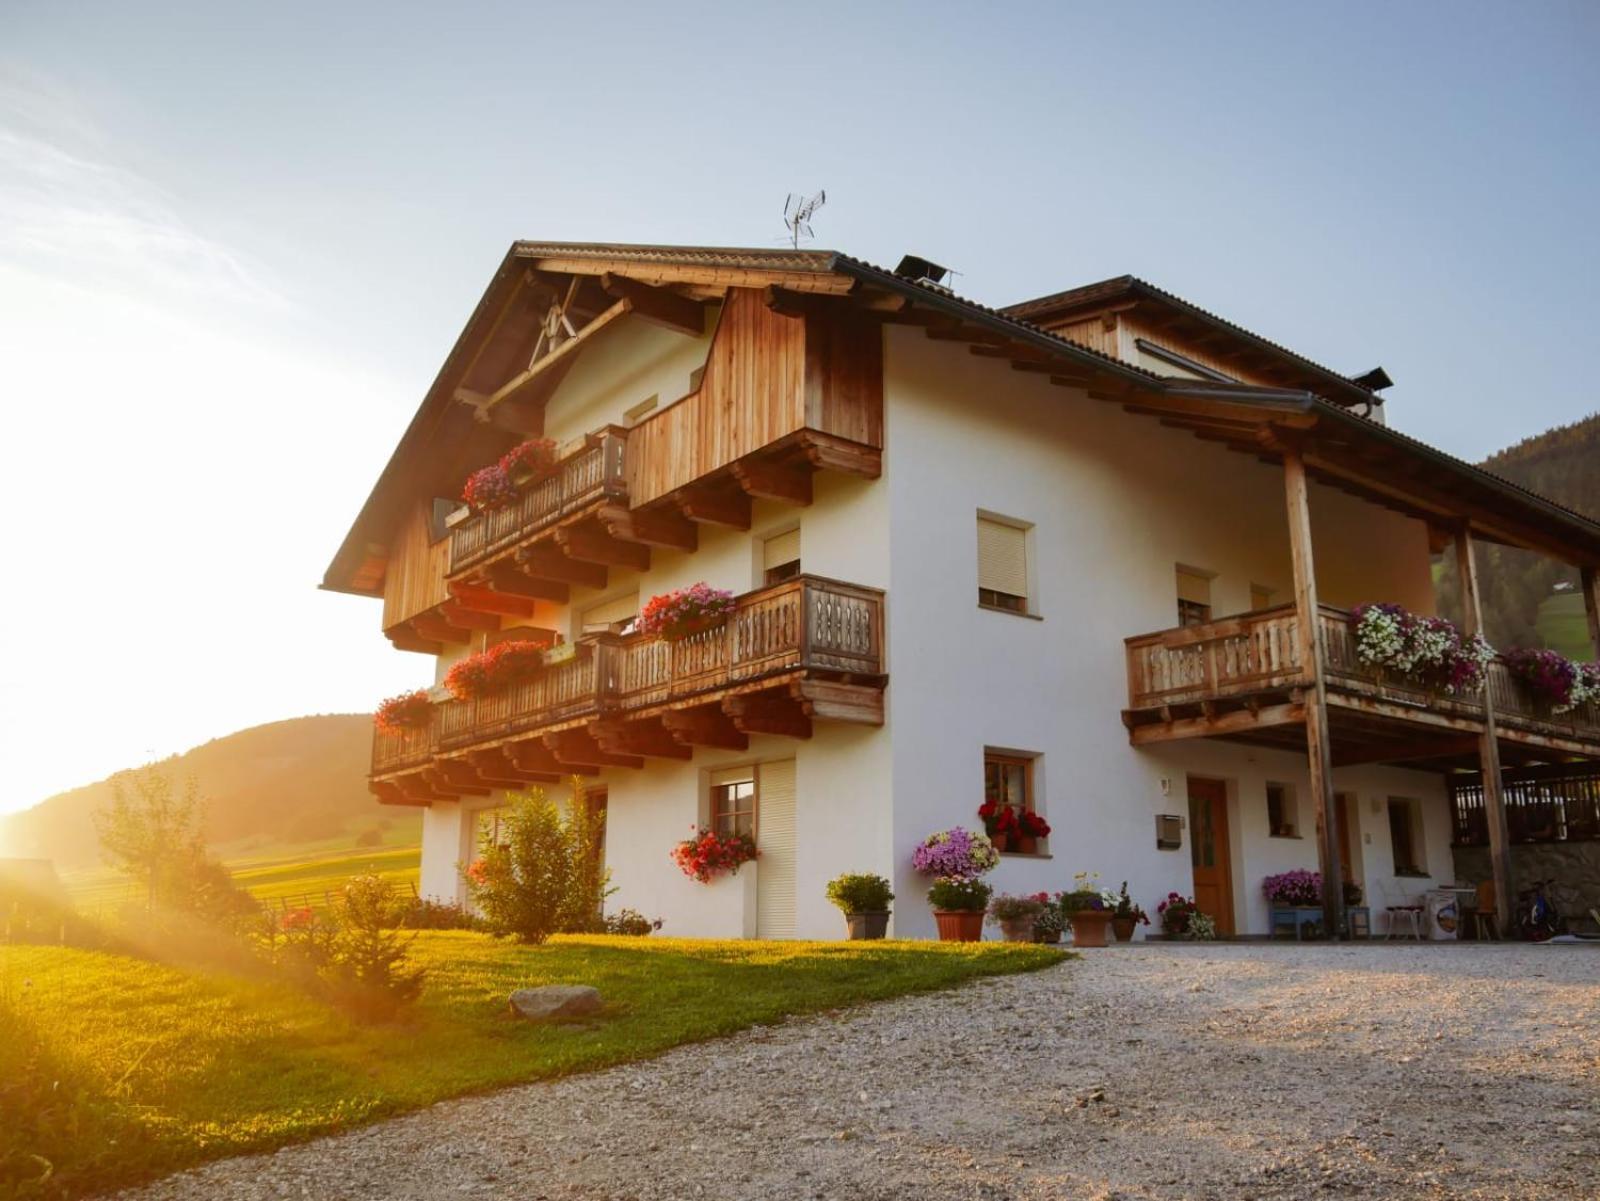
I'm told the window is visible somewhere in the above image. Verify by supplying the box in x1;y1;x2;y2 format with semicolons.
984;750;1044;853
623;395;659;426
1250;584;1275;612
711;767;756;839
1266;782;1298;838
428;497;458;544
762;527;801;585
1176;567;1213;627
580;593;638;636
977;515;1030;614
1388;798;1425;875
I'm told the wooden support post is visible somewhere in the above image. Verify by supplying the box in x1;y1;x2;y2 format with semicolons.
1283;446;1344;938
1456;525;1513;927
1582;565;1600;660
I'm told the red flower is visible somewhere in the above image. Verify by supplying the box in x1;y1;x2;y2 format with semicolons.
671;827;758;883
374;690;432;735
444;640;550;700
281;906;315;931
462;463;517;511
466;859;489;886
499;438;558;478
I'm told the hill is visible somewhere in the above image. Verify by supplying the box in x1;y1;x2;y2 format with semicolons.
1434;412;1600;655
2;714;416;871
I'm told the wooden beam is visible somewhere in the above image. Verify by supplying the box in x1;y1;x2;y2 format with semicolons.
370;779;430;807
465;748;560;787
722;693;812;740
730;458;813;506
386;627;444;655
794;679;885;726
423;767;488;798
674;485;752;530
596;503;698;552
589;718;692;761
438;601;501;632
796;431;882;479
446;581;538;619
480;298;631;412
1456;525;1513;926
762;285;833;320
659;707;748;751
1284;446;1344;938
1331;735;1481;768
1126;701;1306;744
544;729;643;770
484;562;569;603
516;543;609;589
508;740;599;777
600;273;707;335
555;523;651;571
411;613;474;645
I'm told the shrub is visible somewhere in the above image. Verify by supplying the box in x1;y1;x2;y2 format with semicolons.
603;908;662;936
637;583;736;641
463;784;610;944
389;895;485;931
374;690;432;735
927;878;992;912
824;872;894;915
354;826;384;848
986;893;1045;924
911;827;1000;881
671;828;758;883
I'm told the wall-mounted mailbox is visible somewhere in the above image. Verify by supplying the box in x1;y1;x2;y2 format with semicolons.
1156;813;1183;850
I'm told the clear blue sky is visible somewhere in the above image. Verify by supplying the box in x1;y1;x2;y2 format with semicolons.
1;1;1596;812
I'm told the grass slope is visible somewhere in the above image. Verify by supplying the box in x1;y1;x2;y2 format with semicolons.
0;935;1064;1198
1535;591;1591;663
62;844;423;915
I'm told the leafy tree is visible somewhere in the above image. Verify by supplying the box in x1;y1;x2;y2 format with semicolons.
464;779;611;944
92;766;207;910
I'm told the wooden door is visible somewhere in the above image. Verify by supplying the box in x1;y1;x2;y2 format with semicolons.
1187;777;1235;936
755;761;797;939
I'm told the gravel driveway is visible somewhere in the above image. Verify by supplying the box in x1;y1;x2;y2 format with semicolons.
115;943;1599;1201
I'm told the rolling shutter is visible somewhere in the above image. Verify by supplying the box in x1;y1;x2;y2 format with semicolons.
581;593;639;632
977;517;1028;599
763;528;801;573
1176;570;1211;606
756;760;797;939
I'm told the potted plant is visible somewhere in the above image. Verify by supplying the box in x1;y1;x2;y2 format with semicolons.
374;690;432;735
499;438;558;483
977;804;1051;854
1503;648;1600;715
1348;603;1493;696
670;827;757;883
987;893;1046;943
1032;893;1065;944
1263;869;1322;910
825;872;894;940
1156;891;1198;938
912;825;1001;942
443;640;549;700
638;583;737;642
1059;871;1116;947
927;878;991;942
1110;881;1148;942
462;462;518;512
1343;879;1363;906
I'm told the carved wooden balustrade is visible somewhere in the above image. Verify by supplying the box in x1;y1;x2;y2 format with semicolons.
447;429;629;575
372;575;884;775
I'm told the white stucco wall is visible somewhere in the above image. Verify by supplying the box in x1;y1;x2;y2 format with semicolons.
879;326;1439;938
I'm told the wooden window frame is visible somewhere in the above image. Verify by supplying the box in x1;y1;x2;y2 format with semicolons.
977;513;1036;618
1266;781;1299;838
711;771;757;840
984;750;1046;855
1388;797;1426;876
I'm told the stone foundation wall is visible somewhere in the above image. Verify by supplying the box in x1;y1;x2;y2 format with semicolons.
1452;842;1600;931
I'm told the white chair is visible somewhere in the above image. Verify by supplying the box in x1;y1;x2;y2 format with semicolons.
1379;881;1424;940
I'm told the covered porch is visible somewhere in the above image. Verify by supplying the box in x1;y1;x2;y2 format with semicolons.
1114;384;1600;935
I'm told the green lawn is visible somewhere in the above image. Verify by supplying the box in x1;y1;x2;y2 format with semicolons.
1536;591;1592;662
1;933;1064;1198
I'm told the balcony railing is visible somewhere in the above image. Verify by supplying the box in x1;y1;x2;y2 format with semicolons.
447;429;629;575
1125;603;1600;747
373;575;884;774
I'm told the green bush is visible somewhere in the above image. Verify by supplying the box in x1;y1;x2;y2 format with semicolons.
322;876;425;1021
462;783;611;944
927;878;991;912
824;872;894;914
602;908;662;936
389;895;485;931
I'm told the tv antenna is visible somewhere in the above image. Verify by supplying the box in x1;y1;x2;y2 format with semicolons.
783;190;826;248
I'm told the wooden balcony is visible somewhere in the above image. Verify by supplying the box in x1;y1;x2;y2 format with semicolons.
371;575;885;803
1124;604;1600;767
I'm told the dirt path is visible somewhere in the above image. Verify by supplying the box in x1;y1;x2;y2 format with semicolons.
114;943;1600;1200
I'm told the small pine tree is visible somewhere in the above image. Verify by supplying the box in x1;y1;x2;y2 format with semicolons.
324;875;425;1021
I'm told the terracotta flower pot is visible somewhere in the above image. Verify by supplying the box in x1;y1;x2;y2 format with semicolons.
1068;910;1113;947
1014;835;1038;856
997;917;1035;943
845;911;889;940
1111;916;1138;943
934;909;985;942
989;831;1012;853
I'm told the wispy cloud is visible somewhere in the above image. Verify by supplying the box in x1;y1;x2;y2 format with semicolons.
0;69;288;313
